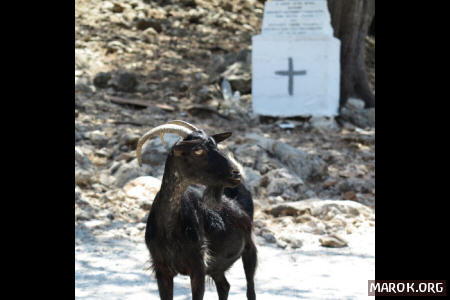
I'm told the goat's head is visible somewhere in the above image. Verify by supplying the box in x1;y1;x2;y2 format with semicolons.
136;120;241;187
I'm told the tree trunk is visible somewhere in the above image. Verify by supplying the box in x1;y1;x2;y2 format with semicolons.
327;0;375;109
369;14;375;37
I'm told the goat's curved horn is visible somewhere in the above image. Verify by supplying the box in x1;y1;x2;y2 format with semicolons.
136;124;193;166
167;120;199;131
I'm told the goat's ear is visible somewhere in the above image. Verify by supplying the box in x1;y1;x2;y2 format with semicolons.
212;132;232;144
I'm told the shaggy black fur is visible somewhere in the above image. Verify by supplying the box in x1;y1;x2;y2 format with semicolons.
144;130;257;300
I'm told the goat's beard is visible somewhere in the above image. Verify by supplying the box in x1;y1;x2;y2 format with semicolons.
202;185;224;210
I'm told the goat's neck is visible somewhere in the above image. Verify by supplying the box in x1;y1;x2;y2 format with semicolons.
156;155;189;231
202;185;224;209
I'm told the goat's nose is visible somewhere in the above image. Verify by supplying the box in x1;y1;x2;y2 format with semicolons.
231;169;241;179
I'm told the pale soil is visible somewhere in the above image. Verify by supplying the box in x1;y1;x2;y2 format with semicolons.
75;223;374;300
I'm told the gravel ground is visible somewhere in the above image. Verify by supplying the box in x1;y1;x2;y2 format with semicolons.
75;223;374;300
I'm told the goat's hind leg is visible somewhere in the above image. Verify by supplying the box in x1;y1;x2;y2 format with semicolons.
190;270;206;300
155;271;174;300
242;241;257;300
212;273;230;300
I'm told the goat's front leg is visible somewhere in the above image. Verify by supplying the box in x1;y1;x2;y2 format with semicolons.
242;241;257;300
190;269;206;300
156;271;174;300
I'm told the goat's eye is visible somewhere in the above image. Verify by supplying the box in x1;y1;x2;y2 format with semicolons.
193;149;204;156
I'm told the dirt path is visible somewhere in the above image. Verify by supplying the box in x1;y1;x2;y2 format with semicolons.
75;224;374;300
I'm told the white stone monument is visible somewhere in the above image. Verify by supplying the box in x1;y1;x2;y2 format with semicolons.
252;0;340;117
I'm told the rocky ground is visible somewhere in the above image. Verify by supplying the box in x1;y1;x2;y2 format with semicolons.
75;0;375;299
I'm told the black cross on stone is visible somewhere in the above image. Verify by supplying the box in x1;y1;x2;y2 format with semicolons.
275;57;307;96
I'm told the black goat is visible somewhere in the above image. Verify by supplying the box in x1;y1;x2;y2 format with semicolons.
136;120;257;300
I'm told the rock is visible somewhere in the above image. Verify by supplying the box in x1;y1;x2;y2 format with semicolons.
75;48;103;71
180;0;197;7
121;132;140;147
276;239;288;249
83;219;110;229
92;183;107;193
232;143;280;174
319;234;348;248
75;76;94;93
232;144;262;167
265;168;304;200
194;72;208;82
327;214;348;230
294;214;312;224
114;159;151;187
139;134;180;176
290;238;303;249
108;13;131;29
305;220;325;235
93;72;112;88
346;98;365;110
246;133;328;182
112;2;125;13
75;129;83;141
342;191;358;201
337;178;374;194
266;199;373;222
85;130;108;146
136;18;162;32
109;161;122;174
75;186;82;202
267;195;285;205
322;178;338;188
75;169;92;186
243;167;262;195
106;212;115;220
75;147;93;169
304;190;317;199
340;98;375;128
207;54;234;80
115;72;138;92
313;200;370;219
76;194;91;206
95;148;110;158
266;202;311;217
309;116;339;131
236;48;252;65
101;1;114;12
140;213;149;223
179;81;189;92
75;197;97;221
123;176;161;210
278;232;304;249
142;27;158;36
106;40;129;54
221;62;251;94
98;171;114;187
136;82;149;93
366;108;375;126
261;231;276;243
75;147;95;186
197;86;214;102
75;207;95;221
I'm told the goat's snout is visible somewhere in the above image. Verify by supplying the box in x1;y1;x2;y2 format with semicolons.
231;169;241;177
227;169;241;186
